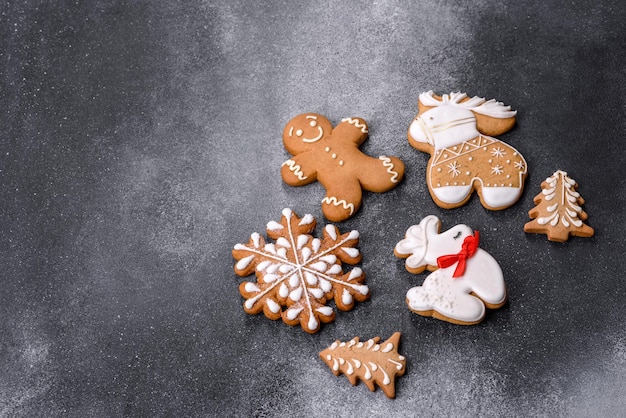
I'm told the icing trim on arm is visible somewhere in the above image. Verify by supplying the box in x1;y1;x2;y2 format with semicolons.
341;117;368;134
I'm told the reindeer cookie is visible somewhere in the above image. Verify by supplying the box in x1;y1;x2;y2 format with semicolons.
282;113;404;222
394;215;507;325
408;91;527;210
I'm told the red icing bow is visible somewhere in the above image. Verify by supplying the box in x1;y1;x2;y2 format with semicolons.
436;231;480;278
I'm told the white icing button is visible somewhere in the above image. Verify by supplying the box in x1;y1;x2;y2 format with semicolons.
468;157;473;161
325;147;330;152
331;153;337;159
339;160;344;166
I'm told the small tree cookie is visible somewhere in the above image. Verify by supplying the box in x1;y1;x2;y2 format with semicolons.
319;332;406;398
524;170;594;242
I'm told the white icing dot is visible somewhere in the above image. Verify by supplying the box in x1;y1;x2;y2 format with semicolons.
266;298;280;313
339;160;344;166
309;120;317;127
296;129;303;136
325;146;330;152
468;156;473;161
331;153;337;159
437;167;442;172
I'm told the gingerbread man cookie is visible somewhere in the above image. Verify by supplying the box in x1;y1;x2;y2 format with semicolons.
282;113;404;222
407;91;527;210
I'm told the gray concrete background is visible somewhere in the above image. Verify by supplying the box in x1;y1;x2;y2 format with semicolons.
2;0;625;416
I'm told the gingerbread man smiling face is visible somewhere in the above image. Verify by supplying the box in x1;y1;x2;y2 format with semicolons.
282;113;405;222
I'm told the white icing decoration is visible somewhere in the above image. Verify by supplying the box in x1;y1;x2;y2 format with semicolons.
418;91;517;119
325;224;337;240
244;282;260;292
316;306;333;316
278;265;292;274
298;213;314;226
308;316;318;331
320;255;337;264
341;117;368;133
309;261;327;272
363;364;372;380
327;264;342;275
319;278;332;292
309;288;324;298
266;221;283;231
348;267;363;280
286;306;303;320
388;359;404;370
288;274;299;287
297;235;309;250
289;287;303;301
382;343;394;353
266;298;280;314
304;271;317;285
341;289;353;306
378;156;400;183
341;247;359;258
235;255;255;271
282;159;308;180
322;197;355;216
257;260;271;271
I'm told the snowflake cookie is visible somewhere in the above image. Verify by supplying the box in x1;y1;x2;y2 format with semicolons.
319;332;406;398
394;215;507;325
524;170;594;242
232;208;370;334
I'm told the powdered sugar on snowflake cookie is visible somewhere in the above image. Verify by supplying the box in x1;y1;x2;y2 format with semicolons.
232;208;370;334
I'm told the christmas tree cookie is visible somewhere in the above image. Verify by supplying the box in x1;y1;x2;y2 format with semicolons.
319;332;406;398
524;170;594;242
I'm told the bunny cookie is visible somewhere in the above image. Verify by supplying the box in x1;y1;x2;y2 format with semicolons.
395;215;507;325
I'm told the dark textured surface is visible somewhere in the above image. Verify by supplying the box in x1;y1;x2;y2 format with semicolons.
2;1;625;416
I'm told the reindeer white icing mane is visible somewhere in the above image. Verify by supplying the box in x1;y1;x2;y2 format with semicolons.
419;91;517;119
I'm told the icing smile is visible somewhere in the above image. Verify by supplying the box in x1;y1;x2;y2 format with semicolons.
301;125;324;143
289;115;324;143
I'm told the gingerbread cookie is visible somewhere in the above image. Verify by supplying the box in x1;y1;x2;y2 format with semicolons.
282;113;405;222
394;215;507;325
319;332;406;399
407;91;527;210
232;208;370;334
524;170;594;242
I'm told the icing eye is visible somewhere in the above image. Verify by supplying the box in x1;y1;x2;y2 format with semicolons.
453;231;462;240
309;120;317;127
296;129;303;136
